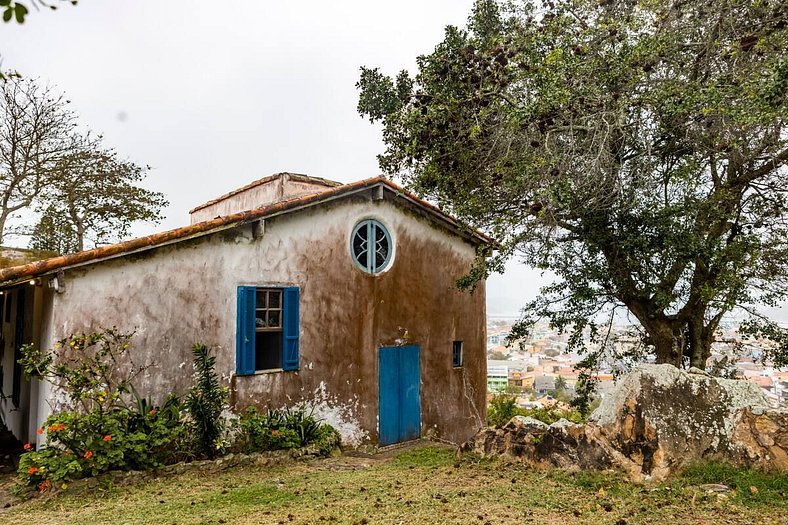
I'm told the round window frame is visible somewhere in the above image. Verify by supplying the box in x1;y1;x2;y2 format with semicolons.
349;219;394;275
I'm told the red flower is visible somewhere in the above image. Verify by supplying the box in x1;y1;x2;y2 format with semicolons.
23;443;32;451
38;480;51;492
148;409;156;415
27;467;38;474
83;450;93;459
36;428;43;435
103;435;112;442
56;423;66;431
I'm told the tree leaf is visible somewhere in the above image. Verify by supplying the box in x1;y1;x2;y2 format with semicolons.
14;2;27;23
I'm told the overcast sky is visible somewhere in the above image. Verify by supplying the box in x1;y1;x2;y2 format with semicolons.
0;0;543;316
2;1;782;323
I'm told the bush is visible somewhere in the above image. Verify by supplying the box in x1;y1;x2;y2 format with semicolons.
487;393;584;428
18;396;186;488
19;329;148;413
185;344;229;459
487;394;520;428
239;406;340;456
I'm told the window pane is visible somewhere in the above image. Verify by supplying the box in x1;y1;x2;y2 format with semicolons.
255;331;282;370
267;311;280;328
255;313;266;328
256;290;266;308
375;243;388;270
352;228;368;269
268;291;281;309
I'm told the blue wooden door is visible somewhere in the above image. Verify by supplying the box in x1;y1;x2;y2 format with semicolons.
379;345;421;446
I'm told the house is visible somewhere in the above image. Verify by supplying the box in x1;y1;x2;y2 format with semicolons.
533;375;556;395
487;363;509;393
0;173;491;447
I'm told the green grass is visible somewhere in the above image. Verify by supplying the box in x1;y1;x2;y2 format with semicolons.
1;445;786;525
675;460;788;506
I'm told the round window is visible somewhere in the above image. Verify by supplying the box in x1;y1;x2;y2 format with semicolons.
351;219;393;274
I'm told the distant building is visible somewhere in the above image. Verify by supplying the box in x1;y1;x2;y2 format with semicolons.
487;364;509;393
534;375;556;394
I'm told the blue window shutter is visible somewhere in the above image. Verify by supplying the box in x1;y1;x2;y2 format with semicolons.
236;286;256;375
282;286;300;371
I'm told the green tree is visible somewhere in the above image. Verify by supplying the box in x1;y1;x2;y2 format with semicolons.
34;137;168;253
29;205;79;255
358;0;788;370
489;350;508;360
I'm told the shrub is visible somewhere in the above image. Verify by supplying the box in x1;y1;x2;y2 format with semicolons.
185;344;229;459
487;393;520;428
313;424;342;456
239;406;340;456
19;329;148;413
17;396;186;488
16;330;190;488
487;394;585;428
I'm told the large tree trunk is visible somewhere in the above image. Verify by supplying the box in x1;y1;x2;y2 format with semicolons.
686;313;714;369
651;328;684;368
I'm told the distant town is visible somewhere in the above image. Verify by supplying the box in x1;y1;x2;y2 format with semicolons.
486;317;787;409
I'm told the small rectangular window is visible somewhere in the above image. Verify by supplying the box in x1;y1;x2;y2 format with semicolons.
452;340;463;368
236;286;299;375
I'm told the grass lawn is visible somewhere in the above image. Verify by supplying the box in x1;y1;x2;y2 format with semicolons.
1;444;786;525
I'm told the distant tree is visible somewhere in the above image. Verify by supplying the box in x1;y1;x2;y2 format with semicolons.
554;376;567;392
34;137;168;253
358;0;788;370
29;204;78;254
0;76;77;244
489;350;508;360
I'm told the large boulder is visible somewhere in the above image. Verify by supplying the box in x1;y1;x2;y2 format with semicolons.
462;364;787;481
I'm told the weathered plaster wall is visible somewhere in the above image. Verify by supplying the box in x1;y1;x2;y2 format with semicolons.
40;195;486;445
189;176;334;224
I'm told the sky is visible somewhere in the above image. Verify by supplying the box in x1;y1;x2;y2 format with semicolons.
2;1;782;323
0;0;543;317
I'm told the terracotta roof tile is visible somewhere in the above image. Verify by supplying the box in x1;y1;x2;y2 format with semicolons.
0;177;493;285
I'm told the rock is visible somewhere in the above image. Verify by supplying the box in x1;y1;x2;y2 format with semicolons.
730;407;788;471
699;484;731;493
462;364;786;481
504;416;549;431
589;364;775;480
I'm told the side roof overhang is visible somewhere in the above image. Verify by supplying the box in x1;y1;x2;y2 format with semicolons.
0;177;495;288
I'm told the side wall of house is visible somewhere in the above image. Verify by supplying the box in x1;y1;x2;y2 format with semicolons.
39;195;487;445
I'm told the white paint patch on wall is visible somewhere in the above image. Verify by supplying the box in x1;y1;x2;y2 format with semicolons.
289;380;369;448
